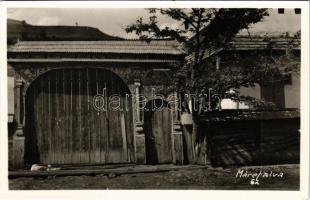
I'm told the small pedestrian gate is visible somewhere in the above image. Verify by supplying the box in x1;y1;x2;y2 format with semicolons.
144;100;172;164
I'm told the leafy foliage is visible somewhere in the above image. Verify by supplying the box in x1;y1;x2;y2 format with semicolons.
125;8;300;111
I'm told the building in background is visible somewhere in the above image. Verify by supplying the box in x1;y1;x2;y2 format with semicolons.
220;8;301;109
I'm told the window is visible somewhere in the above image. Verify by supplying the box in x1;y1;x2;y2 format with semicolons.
278;8;285;14
261;82;285;108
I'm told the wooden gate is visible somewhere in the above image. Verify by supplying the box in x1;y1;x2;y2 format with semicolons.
144;100;172;164
25;68;134;165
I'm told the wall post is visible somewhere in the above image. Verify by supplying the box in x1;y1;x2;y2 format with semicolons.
132;80;146;164
11;78;25;169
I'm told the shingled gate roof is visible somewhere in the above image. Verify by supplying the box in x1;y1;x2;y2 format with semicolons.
8;40;184;55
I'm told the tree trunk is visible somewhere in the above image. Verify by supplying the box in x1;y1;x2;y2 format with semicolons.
191;111;198;163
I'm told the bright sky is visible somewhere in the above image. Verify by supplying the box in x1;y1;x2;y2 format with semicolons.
8;8;301;39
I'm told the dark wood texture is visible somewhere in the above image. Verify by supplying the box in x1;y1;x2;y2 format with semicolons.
25;68;133;165
144;100;172;164
200;118;300;167
172;134;183;165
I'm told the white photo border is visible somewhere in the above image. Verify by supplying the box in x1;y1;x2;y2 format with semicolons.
0;1;309;200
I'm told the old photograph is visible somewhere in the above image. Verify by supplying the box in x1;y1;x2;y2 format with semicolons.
6;7;303;190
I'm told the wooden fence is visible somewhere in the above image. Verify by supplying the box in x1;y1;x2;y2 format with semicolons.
199;110;300;167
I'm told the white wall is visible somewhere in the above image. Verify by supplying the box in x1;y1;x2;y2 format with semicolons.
221;84;261;109
221;99;249;109
284;74;300;109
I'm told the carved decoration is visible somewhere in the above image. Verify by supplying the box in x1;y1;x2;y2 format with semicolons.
110;67;149;84
13;65;151;95
14;66;51;95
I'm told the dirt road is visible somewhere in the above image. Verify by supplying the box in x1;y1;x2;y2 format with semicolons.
9;164;299;190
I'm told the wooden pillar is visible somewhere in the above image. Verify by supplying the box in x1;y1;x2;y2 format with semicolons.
172;92;183;164
11;78;25;168
133;80;145;164
135;81;141;123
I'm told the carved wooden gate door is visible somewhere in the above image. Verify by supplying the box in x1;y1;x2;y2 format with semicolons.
25;68;134;165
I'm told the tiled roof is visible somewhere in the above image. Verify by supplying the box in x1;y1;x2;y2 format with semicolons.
198;35;301;60
8;40;184;55
228;36;301;50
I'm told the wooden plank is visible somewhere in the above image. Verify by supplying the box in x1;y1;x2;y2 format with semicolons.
78;70;83;163
107;72;117;163
160;108;167;163
99;70;107;163
48;71;54;163
54;70;59;164
121;104;128;161
56;70;61;164
80;68;89;163
87;69;92;163
52;70;57;164
173;134;183;165
37;78;45;163
55;70;62;164
63;70;71;164
68;70;73;164
104;71;110;163
89;68;97;163
149;108;156;164
156;109;162;163
60;70;66;164
71;70;80;163
122;84;132;162
89;68;95;163
115;78;125;163
164;107;172;163
145;108;154;164
154;108;161;163
123;82;133;162
107;71;123;163
94;69;101;163
182;125;194;164
40;76;48;163
34;80;41;163
86;68;92;163
47;73;51;164
106;70;112;163
58;70;63;164
115;77;124;163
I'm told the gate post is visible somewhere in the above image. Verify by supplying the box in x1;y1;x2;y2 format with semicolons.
132;81;146;164
171;92;184;164
11;78;25;169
